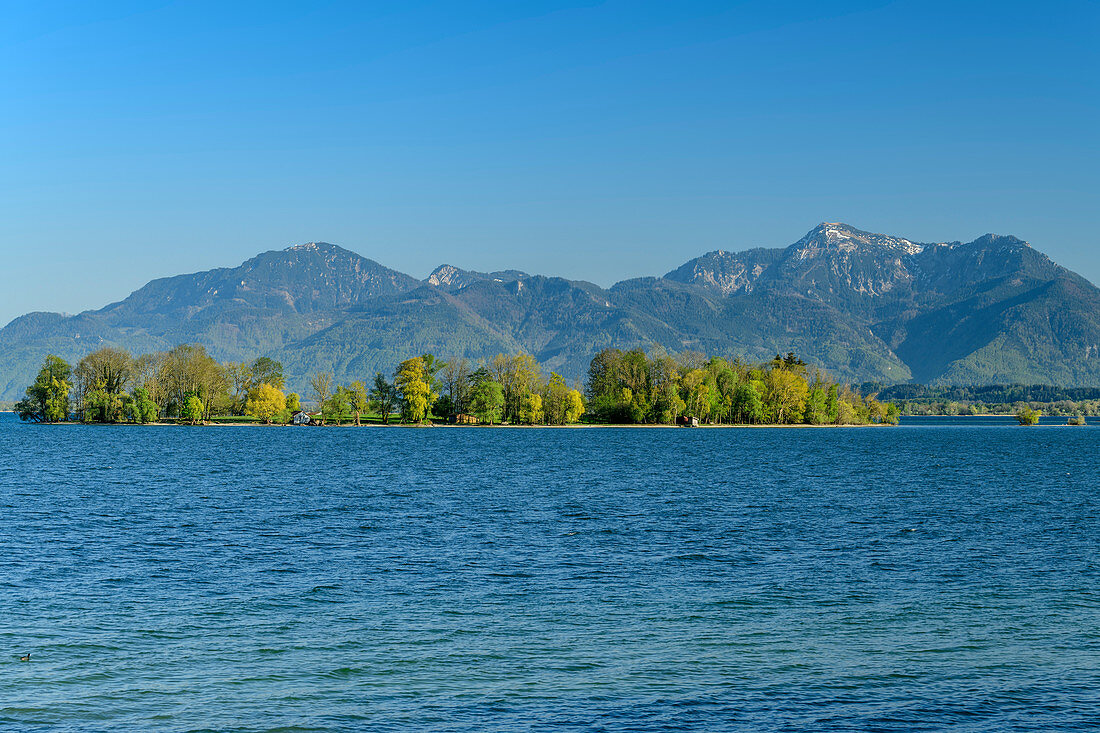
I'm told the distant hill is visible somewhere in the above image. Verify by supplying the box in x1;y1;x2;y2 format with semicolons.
2;223;1099;398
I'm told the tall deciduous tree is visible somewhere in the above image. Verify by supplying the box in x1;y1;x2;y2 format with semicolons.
133;352;167;415
565;389;585;424
542;373;572;425
491;352;541;423
370;372;397;424
160;344;227;420
75;347;133;415
250;357;286;389
348;380;369;426
246;383;286;424
310;371;333;425
15;355;72;423
469;380;504;425
519;392;543;424
129;386;158;423
441;358;472;414
766;369;809;424
224;361;253;415
395;357;435;424
182;395;205;425
325;386;350;426
732;383;765;424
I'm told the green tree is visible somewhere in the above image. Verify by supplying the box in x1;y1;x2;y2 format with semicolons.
75;347;133;402
182;394;204;425
250;357;286;389
129;386;159;423
441;358;472;414
132;352;168;416
681;368;713;422
370;372;398;424
1016;406;1041;425
285;392;301;412
433;394;456;420
586;348;625;404
160;344;227;420
647;351;682;424
83;383;127;423
491;352;541;423
732;382;765;424
542;373;573;425
804;384;828;425
712;360;739;423
825;384;839;424
470;380;504;424
620;349;651;398
419;353;445;401
325;387;350;426
836;399;859;425
15;355;72;423
650;380;685;424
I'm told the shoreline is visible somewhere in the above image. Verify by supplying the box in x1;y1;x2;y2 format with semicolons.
22;420;893;429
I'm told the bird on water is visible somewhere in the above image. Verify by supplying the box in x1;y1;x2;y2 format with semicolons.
20;653;30;662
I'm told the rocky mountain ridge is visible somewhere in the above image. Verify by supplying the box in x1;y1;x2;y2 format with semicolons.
1;223;1097;398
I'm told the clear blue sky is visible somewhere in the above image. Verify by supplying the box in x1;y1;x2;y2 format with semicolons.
3;0;1098;325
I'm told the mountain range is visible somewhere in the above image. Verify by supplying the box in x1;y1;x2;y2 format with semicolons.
3;222;1099;399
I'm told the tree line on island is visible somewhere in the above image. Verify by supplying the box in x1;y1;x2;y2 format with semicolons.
860;382;1100;421
14;344;899;426
585;348;897;425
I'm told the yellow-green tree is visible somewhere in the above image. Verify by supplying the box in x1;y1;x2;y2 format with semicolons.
565;389;585;423
836;399;858;425
75;346;133;401
246;383;287;424
519;392;543;424
542;373;573;425
324;386;349;426
348;380;369;426
767;369;809;424
1016;406;1041;425
161;344;228;420
681;368;712;421
491;352;541;422
395;357;436;423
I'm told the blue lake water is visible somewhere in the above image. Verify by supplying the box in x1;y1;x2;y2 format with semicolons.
1;413;1098;731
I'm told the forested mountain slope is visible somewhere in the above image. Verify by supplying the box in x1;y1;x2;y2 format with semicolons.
2;224;1098;398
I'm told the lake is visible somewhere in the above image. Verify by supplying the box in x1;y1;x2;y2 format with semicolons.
1;413;1098;731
